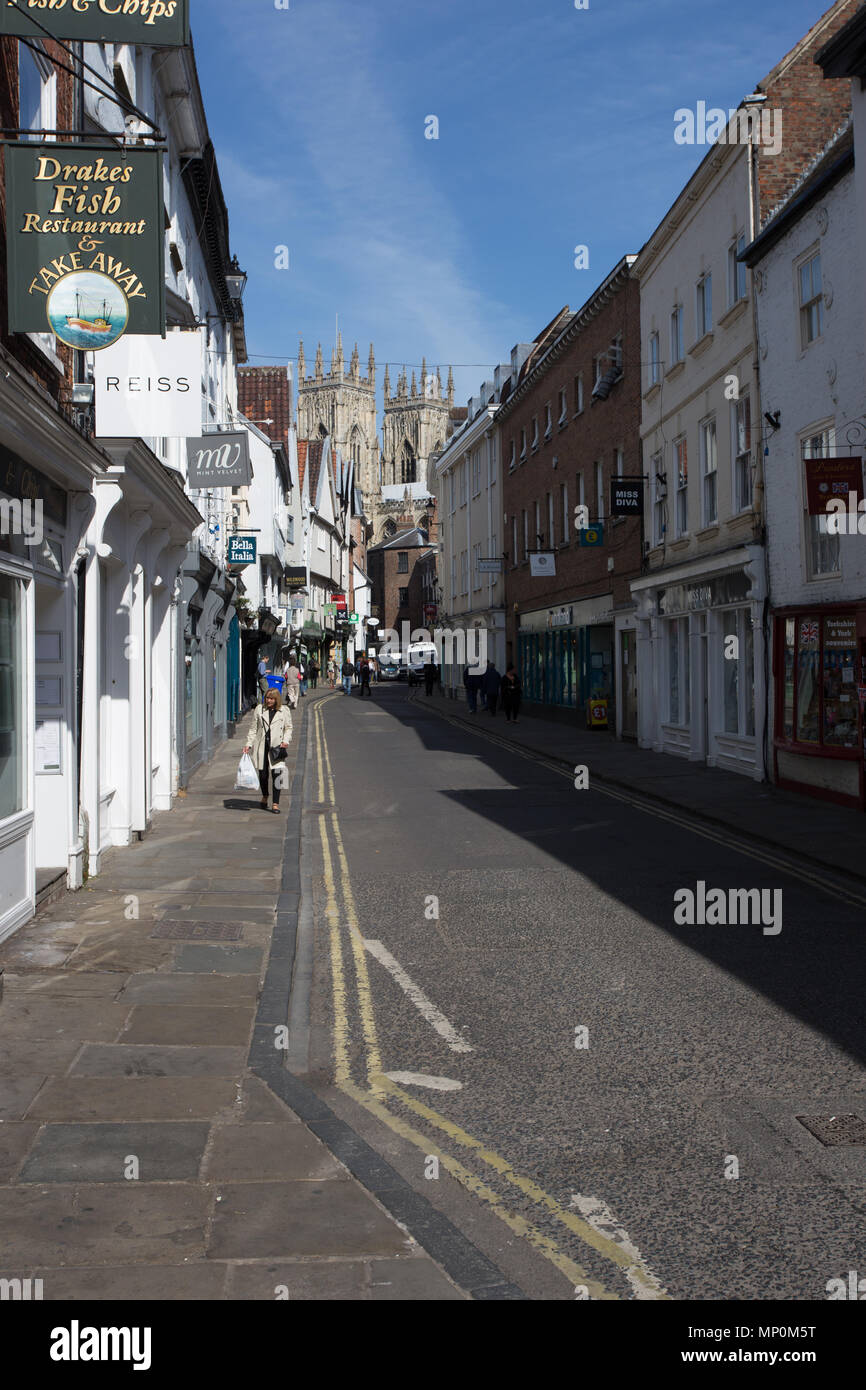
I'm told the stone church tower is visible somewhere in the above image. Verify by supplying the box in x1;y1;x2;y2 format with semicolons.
375;359;453;540
296;335;378;500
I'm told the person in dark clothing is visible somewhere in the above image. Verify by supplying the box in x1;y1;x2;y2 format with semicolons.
500;664;522;722
482;660;502;716
359;657;372;696
464;663;482;714
307;659;319;689
424;658;438;695
341;659;355;694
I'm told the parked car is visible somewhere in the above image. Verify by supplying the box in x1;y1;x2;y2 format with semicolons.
378;659;403;681
407;642;437;686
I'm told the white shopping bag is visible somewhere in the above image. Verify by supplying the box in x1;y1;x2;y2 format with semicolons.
235;752;259;791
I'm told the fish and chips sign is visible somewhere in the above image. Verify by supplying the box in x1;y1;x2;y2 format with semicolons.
0;0;189;45
5;145;164;350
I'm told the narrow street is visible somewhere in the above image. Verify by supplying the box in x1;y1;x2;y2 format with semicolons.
303;685;866;1301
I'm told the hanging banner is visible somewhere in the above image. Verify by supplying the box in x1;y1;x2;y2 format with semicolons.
805;456;863;514
94;333;201;437
0;1;190;45
610;477;644;516
187;432;252;488
5;144;165;349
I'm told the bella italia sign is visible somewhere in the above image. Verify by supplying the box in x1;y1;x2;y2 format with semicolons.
0;0;189;44
5;144;164;349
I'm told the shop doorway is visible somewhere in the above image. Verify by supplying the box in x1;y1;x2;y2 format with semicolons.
621;630;637;738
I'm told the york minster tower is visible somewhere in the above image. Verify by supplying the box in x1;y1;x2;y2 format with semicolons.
296;336;378;500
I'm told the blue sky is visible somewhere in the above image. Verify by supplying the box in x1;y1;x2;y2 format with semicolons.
194;0;837;409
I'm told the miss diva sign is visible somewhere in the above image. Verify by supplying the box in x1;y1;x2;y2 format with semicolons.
5;145;165;350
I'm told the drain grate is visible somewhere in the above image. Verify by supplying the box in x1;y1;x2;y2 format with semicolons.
795;1113;866;1146
150;920;244;941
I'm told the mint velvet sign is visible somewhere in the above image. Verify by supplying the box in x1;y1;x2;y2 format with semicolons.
5;145;165;348
186;433;252;489
0;0;189;45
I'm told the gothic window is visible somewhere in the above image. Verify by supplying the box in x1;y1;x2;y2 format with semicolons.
318;422;327;439
400;441;416;484
350;429;362;469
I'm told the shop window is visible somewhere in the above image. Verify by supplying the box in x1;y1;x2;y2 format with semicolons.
185;635;203;744
667;617;690;727
722;608;755;738
823;616;858;747
0;574;25;821
795;616;820;744
782;618;795;741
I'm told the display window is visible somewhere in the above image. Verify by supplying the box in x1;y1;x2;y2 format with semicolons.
777;611;860;753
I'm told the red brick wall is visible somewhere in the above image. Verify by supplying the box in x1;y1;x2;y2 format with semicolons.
0;36;75;402
368;541;432;637
757;0;860;223
501;273;642;660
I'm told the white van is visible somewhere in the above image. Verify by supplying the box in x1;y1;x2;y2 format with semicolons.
406;641;438;686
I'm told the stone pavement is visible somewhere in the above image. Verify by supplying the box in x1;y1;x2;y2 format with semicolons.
422;687;866;889
0;689;463;1301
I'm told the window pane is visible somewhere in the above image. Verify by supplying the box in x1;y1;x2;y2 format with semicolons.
723;610;739;734
795;617;820;744
669;620;679;724
744;613;755;737
822;616;857;747
19;47;43;138
682;618;690;725
0;575;24;820
782;618;795;739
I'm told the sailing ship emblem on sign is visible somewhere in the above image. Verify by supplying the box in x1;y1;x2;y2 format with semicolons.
46;271;129;351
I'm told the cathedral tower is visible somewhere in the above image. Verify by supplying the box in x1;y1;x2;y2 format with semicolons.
296;336;378;499
375;358;452;538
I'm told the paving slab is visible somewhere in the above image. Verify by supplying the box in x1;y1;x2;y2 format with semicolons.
11;1263;228;1300
18;1121;211;1183
70;1044;247;1079
226;1259;371;1300
27;1077;238;1121
368;1256;466;1300
0;1184;209;1264
119;974;259;1006
0;972;128;1000
0;1040;81;1077
0;1120;40;1180
202;1124;343;1182
227;1077;300;1125
206;1181;411;1260
172;945;263;975
0;1076;49;1119
0;1000;131;1042
120;1005;254;1047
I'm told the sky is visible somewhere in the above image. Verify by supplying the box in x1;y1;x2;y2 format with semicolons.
193;0;841;411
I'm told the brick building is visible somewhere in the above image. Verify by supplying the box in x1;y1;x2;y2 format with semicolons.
367;522;437;648
498;260;642;734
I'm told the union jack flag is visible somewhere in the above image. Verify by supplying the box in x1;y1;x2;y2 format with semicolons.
800;620;819;645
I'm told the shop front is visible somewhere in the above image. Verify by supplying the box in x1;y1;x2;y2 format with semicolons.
631;549;767;779
517;595;615;726
773;605;866;809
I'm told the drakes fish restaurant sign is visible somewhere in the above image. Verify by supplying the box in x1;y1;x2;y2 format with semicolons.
5;145;164;349
0;0;189;45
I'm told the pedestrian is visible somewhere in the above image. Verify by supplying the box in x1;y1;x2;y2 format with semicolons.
297;659;307;697
359;656;372;696
424;657;438;696
257;653;270;703
283;657;301;710
327;658;336;689
500;664;522;723
243;686;292;813
464;663;480;714
341;657;355;694
308;658;319;690
483;660;502;716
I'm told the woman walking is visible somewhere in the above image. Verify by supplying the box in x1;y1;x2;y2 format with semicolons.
283;657;301;710
501;664;522;723
327;658;336;689
243;687;292;813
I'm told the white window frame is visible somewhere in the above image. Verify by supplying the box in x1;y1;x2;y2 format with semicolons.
732;391;752;513
558;387;568;425
674;436;688;536
727;232;747;307
595;461;605;522
519;428;527;463
670;304;684;364
531;416;539;450
544;402;553;440
798;248;824;348
649;331;660;386
560;482;569;544
696;272;713;337
801;424;840;580
574;373;584;415
652;450;665;545
471;449;481;497
700;417;717;526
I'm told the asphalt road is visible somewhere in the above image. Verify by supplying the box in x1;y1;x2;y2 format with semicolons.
300;684;866;1301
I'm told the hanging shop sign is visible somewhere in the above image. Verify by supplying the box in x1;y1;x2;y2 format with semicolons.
805;455;863;514
281;567;307;591
477;558;503;574
610;477;644;516
94;333;200;437
579;525;604;547
5;145;165;349
0;0;190;45
187;432;252;488
226;535;256;568
529;552;556;577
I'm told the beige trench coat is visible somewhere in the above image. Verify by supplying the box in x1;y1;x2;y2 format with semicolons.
283;666;301;709
243;704;293;770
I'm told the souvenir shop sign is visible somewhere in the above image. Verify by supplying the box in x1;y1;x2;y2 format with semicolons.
0;0;189;45
5;145;165;349
805;455;863;514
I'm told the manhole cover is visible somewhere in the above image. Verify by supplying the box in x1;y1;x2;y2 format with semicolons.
150;921;244;941
795;1114;866;1146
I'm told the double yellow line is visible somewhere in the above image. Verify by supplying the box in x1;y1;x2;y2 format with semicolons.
310;698;669;1301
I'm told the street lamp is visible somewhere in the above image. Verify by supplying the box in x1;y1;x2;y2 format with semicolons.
225;255;248;304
